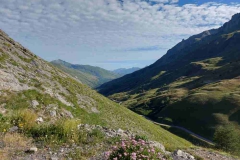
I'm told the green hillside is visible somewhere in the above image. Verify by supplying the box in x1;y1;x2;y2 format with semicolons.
98;13;240;148
0;29;193;159
51;59;120;88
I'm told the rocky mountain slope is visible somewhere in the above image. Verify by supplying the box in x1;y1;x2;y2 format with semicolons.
0;29;197;159
113;67;140;76
98;13;240;147
51;59;120;88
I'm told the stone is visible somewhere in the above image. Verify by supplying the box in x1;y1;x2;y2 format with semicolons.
91;107;100;113
172;150;195;160
149;141;165;152
50;156;59;160
117;128;124;135
63;109;74;118
9;126;18;132
29;147;38;152
0;103;7;114
36;117;44;123
50;110;57;117
31;100;39;107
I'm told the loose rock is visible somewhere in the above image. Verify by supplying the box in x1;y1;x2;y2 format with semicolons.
9;126;19;132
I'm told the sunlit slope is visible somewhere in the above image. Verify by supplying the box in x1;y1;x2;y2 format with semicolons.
0;29;191;150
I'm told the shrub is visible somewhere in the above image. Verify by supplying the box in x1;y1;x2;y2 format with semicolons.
10;109;38;132
29;119;81;145
134;135;148;141
213;125;240;153
105;138;167;160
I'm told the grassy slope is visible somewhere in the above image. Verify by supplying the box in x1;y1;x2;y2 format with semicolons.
0;29;191;152
51;60;120;88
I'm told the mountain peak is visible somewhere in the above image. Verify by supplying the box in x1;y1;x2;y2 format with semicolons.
220;13;240;33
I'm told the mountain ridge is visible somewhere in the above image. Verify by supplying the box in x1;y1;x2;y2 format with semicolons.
51;59;121;88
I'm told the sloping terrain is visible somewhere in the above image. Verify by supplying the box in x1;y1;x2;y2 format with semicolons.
113;67;140;76
98;13;240;141
0;29;194;159
51;59;120;88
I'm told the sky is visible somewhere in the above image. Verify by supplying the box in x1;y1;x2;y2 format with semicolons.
0;0;240;70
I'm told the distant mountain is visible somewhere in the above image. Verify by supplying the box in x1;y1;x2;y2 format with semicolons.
99;13;240;142
51;59;120;88
113;67;140;76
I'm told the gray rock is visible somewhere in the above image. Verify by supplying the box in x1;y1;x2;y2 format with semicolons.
117;128;124;135
172;150;195;160
91;107;100;113
9;126;19;132
63;109;74;118
0;103;6;114
50;156;58;160
50;110;57;117
31;100;39;107
149;141;165;152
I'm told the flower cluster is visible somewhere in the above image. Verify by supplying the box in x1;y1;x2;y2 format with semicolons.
105;138;166;160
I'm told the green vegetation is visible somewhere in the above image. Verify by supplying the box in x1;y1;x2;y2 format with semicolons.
51;59;120;88
18;55;33;63
0;53;9;63
213;125;240;155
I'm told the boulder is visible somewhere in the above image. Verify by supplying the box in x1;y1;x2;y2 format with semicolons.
172;150;195;160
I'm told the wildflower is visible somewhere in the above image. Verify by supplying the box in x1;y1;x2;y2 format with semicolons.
131;152;137;160
104;151;111;158
113;157;118;160
121;141;126;147
151;148;155;153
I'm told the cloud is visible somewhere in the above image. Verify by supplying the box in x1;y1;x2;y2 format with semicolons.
0;0;240;69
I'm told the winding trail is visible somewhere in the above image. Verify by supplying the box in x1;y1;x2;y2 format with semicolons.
142;116;215;145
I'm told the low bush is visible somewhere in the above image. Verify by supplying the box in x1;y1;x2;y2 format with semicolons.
105;137;168;160
10;109;38;132
213;125;240;154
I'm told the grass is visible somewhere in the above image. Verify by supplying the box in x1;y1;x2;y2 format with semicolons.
0;87;192;151
18;55;33;63
0;53;9;63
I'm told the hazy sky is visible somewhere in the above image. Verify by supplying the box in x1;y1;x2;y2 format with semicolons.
0;0;240;70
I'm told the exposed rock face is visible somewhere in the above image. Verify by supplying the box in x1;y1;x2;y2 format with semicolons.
0;70;30;91
220;13;240;33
